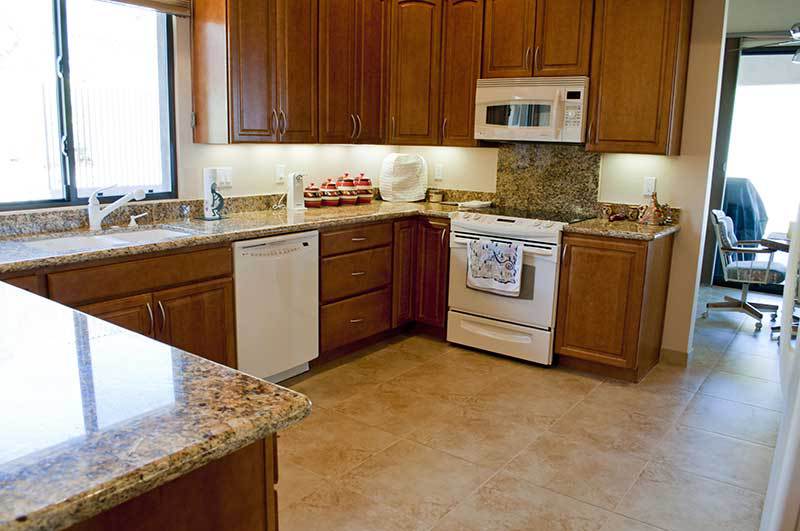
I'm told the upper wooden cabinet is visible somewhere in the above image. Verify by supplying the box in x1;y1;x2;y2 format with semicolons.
482;0;536;78
192;0;317;144
482;0;593;78
276;0;319;143
440;0;484;146
586;0;692;155
388;0;444;145
319;0;388;144
533;0;594;76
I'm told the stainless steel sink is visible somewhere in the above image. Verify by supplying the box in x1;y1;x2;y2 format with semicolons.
24;228;191;254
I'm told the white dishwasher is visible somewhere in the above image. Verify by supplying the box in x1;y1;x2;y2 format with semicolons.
233;231;319;382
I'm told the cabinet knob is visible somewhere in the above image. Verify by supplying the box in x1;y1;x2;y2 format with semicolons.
349;318;365;324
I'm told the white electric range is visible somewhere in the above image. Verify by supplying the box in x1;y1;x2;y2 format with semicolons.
447;210;571;365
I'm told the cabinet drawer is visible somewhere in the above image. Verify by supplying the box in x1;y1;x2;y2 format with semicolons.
320;222;393;257
48;246;233;305
320;288;391;352
321;246;392;303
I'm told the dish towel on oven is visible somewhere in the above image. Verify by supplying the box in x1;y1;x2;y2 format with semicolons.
466;238;523;297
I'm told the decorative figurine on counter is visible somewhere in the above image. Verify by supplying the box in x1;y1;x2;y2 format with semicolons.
638;192;672;226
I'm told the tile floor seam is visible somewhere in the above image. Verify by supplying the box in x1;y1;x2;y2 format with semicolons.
672;421;777;450
694;390;783;413
648;459;770;497
712;367;779;384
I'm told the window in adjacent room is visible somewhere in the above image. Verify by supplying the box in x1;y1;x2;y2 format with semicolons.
0;0;176;210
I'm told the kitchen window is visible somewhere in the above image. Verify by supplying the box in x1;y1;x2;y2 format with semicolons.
0;0;177;211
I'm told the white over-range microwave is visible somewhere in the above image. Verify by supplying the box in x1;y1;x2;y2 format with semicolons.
474;76;589;143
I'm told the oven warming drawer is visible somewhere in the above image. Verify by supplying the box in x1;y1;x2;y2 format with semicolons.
447;310;553;365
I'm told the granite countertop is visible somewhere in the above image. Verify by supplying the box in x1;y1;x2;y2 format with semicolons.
0;283;311;531
564;217;680;241
0;202;459;275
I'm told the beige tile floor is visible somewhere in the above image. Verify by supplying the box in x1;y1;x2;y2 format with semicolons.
277;286;784;531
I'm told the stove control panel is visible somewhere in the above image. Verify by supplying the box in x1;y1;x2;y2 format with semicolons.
450;211;565;241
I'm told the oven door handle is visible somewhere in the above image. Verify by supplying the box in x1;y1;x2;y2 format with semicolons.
451;235;555;257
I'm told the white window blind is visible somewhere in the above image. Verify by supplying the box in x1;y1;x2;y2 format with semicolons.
101;0;191;16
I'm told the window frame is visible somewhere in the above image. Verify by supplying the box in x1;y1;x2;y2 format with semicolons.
0;0;178;212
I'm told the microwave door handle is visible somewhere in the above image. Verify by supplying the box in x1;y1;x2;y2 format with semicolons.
552;90;562;140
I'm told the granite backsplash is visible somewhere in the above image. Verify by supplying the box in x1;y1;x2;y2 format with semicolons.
434;144;601;218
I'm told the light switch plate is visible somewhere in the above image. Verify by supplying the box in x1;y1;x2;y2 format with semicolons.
643;176;657;195
434;163;444;182
275;164;286;184
214;167;233;189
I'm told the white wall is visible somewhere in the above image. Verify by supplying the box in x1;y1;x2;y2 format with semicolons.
172;18;498;199
598;0;728;356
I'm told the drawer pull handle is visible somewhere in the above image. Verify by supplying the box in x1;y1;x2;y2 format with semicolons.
349;318;365;324
351;237;367;242
351;271;366;276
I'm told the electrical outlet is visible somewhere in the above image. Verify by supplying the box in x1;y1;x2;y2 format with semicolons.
643;176;657;195
434;163;444;182
275;164;286;184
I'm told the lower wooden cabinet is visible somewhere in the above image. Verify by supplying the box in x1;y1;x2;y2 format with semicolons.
415;218;450;328
392;218;418;327
555;232;674;382
320;287;392;352
77;279;237;368
153;279;237;368
1;274;45;296
78;294;156;338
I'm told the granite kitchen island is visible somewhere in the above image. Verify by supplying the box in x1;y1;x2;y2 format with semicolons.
0;283;311;531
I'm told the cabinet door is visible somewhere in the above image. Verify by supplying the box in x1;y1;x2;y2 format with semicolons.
440;0;483;146
227;0;279;143
392;219;418;327
586;0;691;154
319;0;357;144
388;0;443;145
276;0;319;143
78;294;155;338
354;0;389;144
533;0;593;76
482;0;536;78
415;219;450;328
555;235;646;369
153;279;237;368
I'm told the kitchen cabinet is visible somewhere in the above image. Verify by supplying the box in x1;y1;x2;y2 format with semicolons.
67;438;278;531
482;0;593;78
153;279;237;368
415;218;450;328
392;219;418;327
555;232;674;382
78;294;156;338
482;0;536;78
387;0;444;145
440;0;484;146
585;0;692;155
319;222;395;355
2;274;45;296
45;246;237;368
276;0;318;143
192;0;318;144
533;0;593;76
319;0;388;144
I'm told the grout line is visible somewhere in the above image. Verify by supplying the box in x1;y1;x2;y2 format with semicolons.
694;390;783;413
673;422;777;449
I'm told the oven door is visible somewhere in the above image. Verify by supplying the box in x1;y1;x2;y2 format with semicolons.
448;232;559;329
